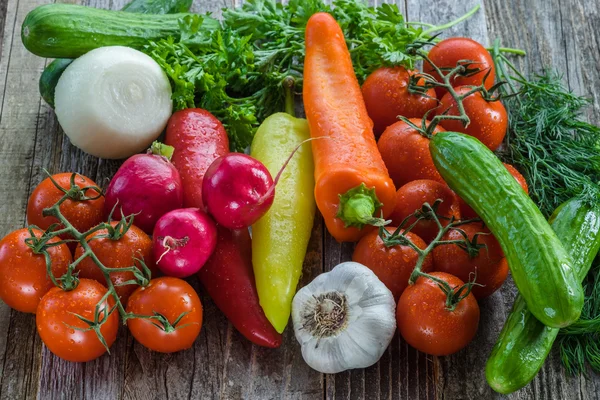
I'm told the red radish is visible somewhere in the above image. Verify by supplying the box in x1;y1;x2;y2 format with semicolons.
165;109;229;210
104;142;183;234
202;154;275;229
152;208;217;278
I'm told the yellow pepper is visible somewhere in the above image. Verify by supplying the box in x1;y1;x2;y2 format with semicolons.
250;112;316;333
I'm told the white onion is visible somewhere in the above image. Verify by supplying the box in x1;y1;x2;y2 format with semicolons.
55;46;172;159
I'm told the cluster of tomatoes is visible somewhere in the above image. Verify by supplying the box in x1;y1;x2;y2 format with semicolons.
0;173;202;362
353;37;528;356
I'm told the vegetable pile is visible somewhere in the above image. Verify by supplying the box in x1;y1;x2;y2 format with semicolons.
2;0;599;394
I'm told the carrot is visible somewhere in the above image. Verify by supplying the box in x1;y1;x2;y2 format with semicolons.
303;12;396;242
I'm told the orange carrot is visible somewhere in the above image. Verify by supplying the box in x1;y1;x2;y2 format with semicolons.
303;12;396;242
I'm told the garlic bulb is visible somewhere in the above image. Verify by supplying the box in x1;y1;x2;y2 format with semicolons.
292;261;396;374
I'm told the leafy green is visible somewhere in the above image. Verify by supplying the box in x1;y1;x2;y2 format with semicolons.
146;0;475;151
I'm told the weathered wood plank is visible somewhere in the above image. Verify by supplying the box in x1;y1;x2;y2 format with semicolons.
0;0;20;388
0;0;57;397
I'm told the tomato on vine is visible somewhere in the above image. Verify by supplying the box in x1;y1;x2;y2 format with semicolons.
362;67;437;136
437;86;508;151
423;37;495;99
0;228;71;313
396;272;480;356
353;227;432;301
389;180;461;243
27;172;104;248
74;220;156;306
36;279;119;362
433;222;508;299
126;277;202;353
378;119;446;188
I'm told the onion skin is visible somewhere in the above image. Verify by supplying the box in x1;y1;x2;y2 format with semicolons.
152;208;217;278
165;109;229;210
104;153;183;234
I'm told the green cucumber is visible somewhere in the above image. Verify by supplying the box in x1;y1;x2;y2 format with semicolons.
38;0;193;108
122;0;193;14
21;4;220;58
430;131;584;328
485;198;600;394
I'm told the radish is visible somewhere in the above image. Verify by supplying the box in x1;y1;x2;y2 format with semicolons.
202;138;314;229
202;154;275;229
54;46;172;159
153;208;217;278
104;142;183;234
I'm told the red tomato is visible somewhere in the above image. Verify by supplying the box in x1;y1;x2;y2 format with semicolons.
378;119;446;188
36;279;119;362
74;222;156;306
437;86;508;151
460;163;529;219
353;227;432;301
0;228;71;313
423;37;495;99
389;180;461;243
27;173;105;245
396;272;480;356
126;277;202;353
432;222;508;299
362;67;437;136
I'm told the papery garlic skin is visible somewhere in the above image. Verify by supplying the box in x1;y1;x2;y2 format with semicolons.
292;261;396;374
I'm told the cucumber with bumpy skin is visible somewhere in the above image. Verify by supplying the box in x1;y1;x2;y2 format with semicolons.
485;199;600;394
430;131;584;328
122;0;193;14
22;4;219;58
38;0;193;108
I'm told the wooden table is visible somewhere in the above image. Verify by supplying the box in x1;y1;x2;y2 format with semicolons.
1;0;599;398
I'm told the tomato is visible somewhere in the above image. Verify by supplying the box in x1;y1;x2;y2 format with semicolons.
0;228;71;313
432;222;508;299
423;37;495;99
362;66;437;136
460;163;529;219
36;279;118;362
437;86;508;151
27;173;104;248
352;227;432;301
389;180;461;243
74;222;156;306
378;119;446;188
396;271;480;356
126;277;202;353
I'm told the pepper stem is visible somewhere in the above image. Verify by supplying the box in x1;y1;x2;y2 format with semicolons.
283;76;296;117
336;183;389;229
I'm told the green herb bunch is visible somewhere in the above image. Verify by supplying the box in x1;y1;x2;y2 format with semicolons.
147;0;477;151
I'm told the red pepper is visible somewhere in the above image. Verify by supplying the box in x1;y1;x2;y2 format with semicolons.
165;109;229;210
198;226;282;348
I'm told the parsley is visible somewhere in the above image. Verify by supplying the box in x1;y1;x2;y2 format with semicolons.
147;0;477;151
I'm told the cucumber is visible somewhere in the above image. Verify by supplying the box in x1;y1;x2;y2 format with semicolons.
122;0;193;13
39;59;73;108
21;4;220;58
430;131;584;328
38;0;193;108
485;199;600;394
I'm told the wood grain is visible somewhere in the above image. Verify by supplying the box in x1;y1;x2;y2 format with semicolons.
0;0;599;399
